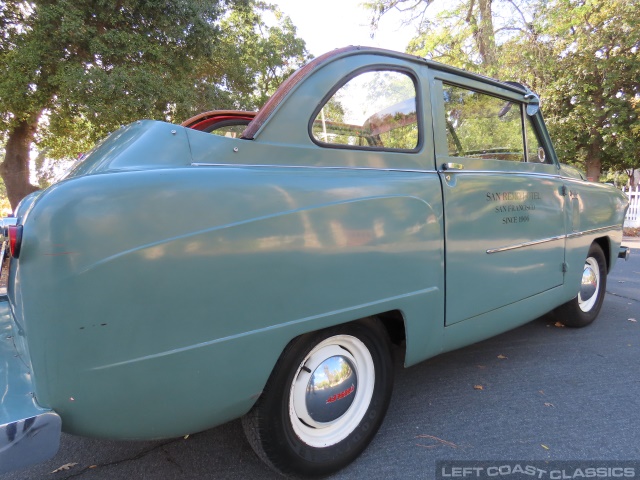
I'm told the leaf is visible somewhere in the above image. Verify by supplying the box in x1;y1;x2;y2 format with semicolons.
541;444;550;450
544;402;554;407
473;385;484;390
497;354;508;359
415;434;458;449
50;463;78;474
554;321;565;328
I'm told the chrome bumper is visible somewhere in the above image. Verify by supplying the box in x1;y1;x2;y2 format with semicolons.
0;298;61;474
619;246;631;261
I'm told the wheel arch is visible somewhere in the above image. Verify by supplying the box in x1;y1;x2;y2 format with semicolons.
255;311;405;412
593;236;611;273
373;309;406;345
554;241;608;327
241;313;396;476
271;311;405;377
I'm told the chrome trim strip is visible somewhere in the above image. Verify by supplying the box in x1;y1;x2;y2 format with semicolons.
487;225;620;254
192;162;436;174
566;225;618;239
192;162;592;182
486;235;565;254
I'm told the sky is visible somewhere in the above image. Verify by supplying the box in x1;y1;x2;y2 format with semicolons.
267;0;416;57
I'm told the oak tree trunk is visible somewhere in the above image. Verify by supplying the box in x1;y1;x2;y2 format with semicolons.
477;0;496;67
0;117;40;212
584;137;602;182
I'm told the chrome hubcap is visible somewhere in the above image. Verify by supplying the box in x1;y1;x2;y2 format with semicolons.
305;355;358;423
578;257;600;312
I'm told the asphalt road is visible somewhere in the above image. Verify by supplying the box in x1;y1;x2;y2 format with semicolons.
3;240;639;480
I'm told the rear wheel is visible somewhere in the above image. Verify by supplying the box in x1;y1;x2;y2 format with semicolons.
556;243;607;327
242;318;394;477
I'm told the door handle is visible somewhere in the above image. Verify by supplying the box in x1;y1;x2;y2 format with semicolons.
441;162;464;171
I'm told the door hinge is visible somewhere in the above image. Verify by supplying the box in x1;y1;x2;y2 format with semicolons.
561;262;568;273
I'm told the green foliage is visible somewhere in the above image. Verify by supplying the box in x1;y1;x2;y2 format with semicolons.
27;1;309;161
0;0;308;206
367;0;640;179
211;2;310;110
529;0;640;179
2;0;223;132
599;169;628;188
367;0;501;74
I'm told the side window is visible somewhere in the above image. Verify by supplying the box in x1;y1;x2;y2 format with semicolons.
208;121;251;138
312;70;419;150
443;84;525;162
525;118;548;163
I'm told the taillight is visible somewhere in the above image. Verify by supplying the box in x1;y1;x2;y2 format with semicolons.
8;224;22;258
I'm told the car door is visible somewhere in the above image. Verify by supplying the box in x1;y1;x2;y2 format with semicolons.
430;74;566;325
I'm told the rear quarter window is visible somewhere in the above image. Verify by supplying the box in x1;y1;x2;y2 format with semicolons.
311;70;419;151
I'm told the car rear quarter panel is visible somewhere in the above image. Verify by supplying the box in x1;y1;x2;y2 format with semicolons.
16;160;443;439
561;177;627;299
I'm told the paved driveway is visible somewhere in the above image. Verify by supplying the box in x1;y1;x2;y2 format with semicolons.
3;240;639;480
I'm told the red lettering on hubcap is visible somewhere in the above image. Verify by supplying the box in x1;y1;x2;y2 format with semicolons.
326;384;355;404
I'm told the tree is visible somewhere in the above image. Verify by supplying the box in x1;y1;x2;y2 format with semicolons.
367;0;640;181
0;0;308;210
496;0;640;180
212;2;309;110
366;0;502;74
525;0;640;181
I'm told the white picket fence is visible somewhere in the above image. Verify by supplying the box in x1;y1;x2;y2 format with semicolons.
624;185;640;228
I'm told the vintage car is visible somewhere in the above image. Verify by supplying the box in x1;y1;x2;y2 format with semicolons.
0;46;630;477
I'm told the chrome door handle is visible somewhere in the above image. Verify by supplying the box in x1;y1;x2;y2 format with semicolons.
441;162;464;171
